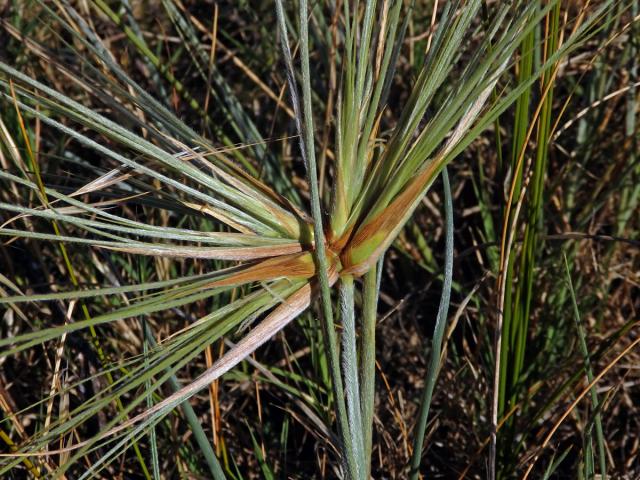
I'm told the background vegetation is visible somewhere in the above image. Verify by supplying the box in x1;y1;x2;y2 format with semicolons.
0;0;638;478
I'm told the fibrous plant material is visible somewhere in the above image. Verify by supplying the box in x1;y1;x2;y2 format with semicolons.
0;0;631;478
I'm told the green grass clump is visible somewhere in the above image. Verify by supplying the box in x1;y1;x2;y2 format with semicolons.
0;0;638;478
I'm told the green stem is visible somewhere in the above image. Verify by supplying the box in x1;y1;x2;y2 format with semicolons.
142;318;160;480
340;275;365;479
361;258;382;474
144;324;227;480
409;167;454;478
563;255;608;478
273;1;358;477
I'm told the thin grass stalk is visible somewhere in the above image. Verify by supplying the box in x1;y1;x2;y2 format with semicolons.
161;367;228;479
514;0;561;392
146;324;228;480
379;1;412;109
541;448;572;479
409;167;453;479
492;157;535;480
340;275;365;478
584;429;596;478
618;0;639;235
496;3;569;472
0;428;41;476
354;0;376;105
299;0;358;472
119;0;169;101
142;319;160;480
247;423;276;479
499;6;562;471
360;257;382;474
349;0;376;198
563;254;608;478
497;16;536;416
358;0;403;155
273;1;357;477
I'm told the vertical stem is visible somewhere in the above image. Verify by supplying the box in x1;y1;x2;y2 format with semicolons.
143;318;160;480
563;255;608;478
409;167;454;479
498;4;536;419
298;0;358;475
273;1;358;477
360;258;382;475
341;275;365;479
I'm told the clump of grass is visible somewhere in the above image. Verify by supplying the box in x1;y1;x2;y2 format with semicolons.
0;0;636;478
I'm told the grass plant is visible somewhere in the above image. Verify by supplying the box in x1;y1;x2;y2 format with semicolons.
0;0;638;478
